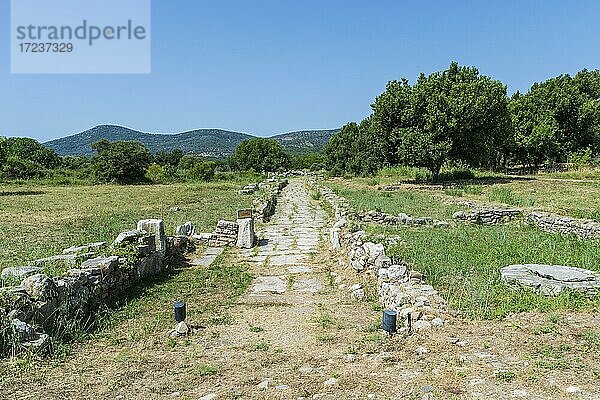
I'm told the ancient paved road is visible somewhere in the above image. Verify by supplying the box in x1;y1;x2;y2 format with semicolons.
193;179;379;399
240;179;326;304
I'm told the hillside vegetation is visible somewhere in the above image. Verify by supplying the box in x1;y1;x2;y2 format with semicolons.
44;125;338;157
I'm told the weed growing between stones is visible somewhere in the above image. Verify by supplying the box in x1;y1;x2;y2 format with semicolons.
254;341;269;351
196;364;220;376
314;305;335;329
0;310;20;357
286;275;296;290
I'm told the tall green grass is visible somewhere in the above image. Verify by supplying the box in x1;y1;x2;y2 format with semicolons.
371;223;600;319
0;180;257;273
324;183;462;220
488;187;535;207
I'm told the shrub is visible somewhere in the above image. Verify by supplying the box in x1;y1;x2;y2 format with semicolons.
188;161;216;182
567;147;593;169
146;163;176;184
438;167;475;181
91;140;152;184
2;156;43;179
488;187;535;207
414;169;432;182
231;138;290;172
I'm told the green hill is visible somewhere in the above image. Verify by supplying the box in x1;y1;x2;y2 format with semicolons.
44;125;338;157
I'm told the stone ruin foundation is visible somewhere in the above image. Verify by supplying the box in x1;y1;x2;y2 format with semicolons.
501;264;600;296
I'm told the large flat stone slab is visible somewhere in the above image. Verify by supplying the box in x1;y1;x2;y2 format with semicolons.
250;276;287;294
189;247;224;267
292;278;322;293
269;254;307;266
501;264;600;296
526;264;596;282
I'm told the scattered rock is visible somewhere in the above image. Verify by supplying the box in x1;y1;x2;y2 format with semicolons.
351;288;365;300
170;321;190;338
323;377;338;387
62;242;106;255
415;345;428;355
420;385;435;393
21;274;57;300
257;379;270;390
1;266;43;282
12;319;34;341
413;320;432;330
114;229;145;245
565;386;581;394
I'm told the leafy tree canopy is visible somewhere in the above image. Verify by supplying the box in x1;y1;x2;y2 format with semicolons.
4;137;61;169
91;139;152;184
327;62;511;178
154;149;184;167
231;138;290;172
509;69;600;168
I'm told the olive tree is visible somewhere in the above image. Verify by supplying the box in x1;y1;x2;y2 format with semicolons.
91;139;152;183
231;138;290;172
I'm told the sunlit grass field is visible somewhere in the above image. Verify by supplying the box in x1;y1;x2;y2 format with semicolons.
326;167;600;221
368;223;600;319
323;181;464;220
324;176;600;319
0;179;257;272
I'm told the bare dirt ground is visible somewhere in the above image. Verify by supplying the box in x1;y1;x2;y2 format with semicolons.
2;179;599;400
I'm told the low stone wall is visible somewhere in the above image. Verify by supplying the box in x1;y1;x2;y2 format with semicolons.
179;178;288;247
452;207;522;225
316;185;352;220
527;212;600;239
359;209;450;228
253;178;289;222
311;181;448;332
0;220;179;355
208;220;239;247
451;202;600;240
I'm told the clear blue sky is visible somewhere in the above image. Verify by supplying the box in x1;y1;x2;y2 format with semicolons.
1;0;599;142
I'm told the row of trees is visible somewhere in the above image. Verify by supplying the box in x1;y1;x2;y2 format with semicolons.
229;138;325;172
0;135;325;184
0;137;221;183
325;63;600;178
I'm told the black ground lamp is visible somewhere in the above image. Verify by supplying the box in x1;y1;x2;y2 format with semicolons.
174;301;186;323
382;309;397;334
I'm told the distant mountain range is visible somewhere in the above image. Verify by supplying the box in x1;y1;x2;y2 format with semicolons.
44;125;339;157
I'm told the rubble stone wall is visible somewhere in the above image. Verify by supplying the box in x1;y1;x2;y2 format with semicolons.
253;178;289;222
527;211;600;239
0;221;180;354
311;181;448;332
